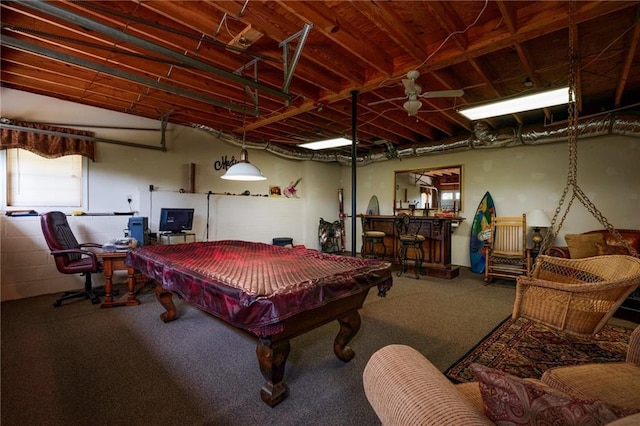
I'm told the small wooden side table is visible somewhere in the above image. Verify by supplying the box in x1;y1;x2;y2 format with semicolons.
97;251;141;308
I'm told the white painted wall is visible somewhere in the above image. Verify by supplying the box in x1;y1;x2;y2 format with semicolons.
2;87;639;301
342;135;640;267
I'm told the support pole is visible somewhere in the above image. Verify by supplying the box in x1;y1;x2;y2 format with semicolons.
351;90;358;257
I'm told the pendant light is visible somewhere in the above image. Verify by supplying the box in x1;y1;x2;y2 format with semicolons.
221;124;266;181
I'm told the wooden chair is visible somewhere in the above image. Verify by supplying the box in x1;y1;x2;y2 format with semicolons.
394;214;425;279
361;215;386;259
484;214;531;284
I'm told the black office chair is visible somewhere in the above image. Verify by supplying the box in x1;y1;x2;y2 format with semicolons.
394;213;425;279
41;211;105;307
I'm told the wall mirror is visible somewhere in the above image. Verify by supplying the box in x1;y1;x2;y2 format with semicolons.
394;165;463;215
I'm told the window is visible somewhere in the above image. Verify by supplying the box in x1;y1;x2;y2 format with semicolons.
4;148;87;208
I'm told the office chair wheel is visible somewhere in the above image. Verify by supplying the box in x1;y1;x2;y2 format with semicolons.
91;296;101;305
53;300;62;308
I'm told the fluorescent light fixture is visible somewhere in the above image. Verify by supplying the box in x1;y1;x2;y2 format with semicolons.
298;137;352;150
220;149;266;181
458;87;570;120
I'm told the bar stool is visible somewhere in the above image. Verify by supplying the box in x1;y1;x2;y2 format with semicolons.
361;216;387;259
394;214;425;279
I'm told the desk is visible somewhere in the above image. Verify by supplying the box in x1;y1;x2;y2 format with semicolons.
126;240;392;406
97;252;141;308
159;232;196;245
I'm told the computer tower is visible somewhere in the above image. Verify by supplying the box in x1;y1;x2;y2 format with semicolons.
127;217;149;246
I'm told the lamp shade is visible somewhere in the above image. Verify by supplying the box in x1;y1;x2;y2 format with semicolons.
527;209;551;228
220;149;266;181
403;99;422;116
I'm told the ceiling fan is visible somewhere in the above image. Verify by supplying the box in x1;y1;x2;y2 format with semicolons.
369;70;464;116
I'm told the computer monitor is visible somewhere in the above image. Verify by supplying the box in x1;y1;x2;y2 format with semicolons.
158;208;194;234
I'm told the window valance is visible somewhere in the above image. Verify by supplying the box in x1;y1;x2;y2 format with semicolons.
0;119;95;161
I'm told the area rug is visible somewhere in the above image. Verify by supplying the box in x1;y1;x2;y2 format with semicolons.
445;316;633;383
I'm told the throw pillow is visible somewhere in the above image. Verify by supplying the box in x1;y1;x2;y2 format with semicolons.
565;233;604;258
470;363;638;426
596;242;630;256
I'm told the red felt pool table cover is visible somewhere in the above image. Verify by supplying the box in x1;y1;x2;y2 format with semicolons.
126;240;392;335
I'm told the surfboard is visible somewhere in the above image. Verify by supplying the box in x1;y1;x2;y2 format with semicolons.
469;191;496;274
366;195;380;215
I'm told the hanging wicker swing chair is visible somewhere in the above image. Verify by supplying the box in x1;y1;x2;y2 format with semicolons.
511;1;640;338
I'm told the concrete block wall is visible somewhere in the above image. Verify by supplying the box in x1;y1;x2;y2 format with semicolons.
0;214;131;301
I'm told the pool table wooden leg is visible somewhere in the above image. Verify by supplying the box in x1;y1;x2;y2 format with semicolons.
334;310;361;362
256;337;290;407
155;284;177;323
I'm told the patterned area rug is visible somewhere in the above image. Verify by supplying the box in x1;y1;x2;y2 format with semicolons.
445;316;633;383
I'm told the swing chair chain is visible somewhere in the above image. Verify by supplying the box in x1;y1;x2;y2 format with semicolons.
538;1;637;258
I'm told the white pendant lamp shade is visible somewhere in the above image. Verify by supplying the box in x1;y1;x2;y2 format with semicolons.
221;149;266;181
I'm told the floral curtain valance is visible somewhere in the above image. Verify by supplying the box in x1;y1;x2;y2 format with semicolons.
0;119;95;161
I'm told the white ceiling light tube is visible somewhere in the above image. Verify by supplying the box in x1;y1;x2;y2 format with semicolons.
458;87;571;120
298;137;352;150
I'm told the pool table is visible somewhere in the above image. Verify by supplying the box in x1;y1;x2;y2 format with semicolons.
126;240;392;406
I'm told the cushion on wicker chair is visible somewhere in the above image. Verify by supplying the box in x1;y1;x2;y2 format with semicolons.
596;242;631;256
471;363;639;425
565;233;604;258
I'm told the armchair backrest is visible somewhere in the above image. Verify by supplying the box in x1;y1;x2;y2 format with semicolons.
491;214;527;256
41;211;96;273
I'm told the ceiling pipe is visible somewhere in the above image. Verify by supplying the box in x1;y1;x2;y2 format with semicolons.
197;113;640;166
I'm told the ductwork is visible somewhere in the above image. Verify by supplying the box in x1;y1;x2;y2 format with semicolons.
196;112;640;166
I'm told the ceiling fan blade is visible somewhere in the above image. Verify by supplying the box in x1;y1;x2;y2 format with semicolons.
367;96;406;106
420;89;464;99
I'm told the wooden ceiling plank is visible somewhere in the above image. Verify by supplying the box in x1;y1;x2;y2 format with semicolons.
614;16;640;107
2;4;280;108
426;1;469;51
1;56;253;129
495;1;517;34
17;0;291;101
145;0;359;93
275;0;394;76
351;0;429;63
70;1;298;101
418;2;635;75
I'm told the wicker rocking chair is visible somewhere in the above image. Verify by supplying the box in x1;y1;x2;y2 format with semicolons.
513;254;640;337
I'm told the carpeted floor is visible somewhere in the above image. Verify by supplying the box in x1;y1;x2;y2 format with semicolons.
445;315;634;383
1;268;636;425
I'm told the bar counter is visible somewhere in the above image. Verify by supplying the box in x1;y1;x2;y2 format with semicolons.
361;215;464;279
